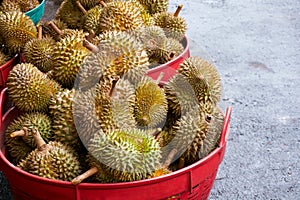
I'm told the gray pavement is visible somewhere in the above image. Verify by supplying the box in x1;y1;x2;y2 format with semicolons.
1;0;300;199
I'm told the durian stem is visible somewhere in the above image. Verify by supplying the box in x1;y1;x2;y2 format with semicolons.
83;40;99;53
86;30;95;42
99;1;107;7
174;4;183;17
151;128;162;137
38;25;43;39
76;1;87;14
163;149;178;168
48;21;62;36
10;127;29;138
32;128;47;151
71;166;99;185
178;157;185;169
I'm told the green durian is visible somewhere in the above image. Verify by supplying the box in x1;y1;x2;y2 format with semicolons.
83;5;103;36
8;112;53;148
177;56;222;105
72;128;162;184
7;63;60;112
134;76;168;128
99;1;144;32
17;128;81;181
0;11;37;54
14;0;40;12
0;0;21;12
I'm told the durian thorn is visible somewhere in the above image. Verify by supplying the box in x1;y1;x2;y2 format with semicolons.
32;128;46;150
163;149;178;168
155;72;165;85
48;21;62;35
37;25;43;39
178;157;185;169
83;39;99;53
174;4;183;17
99;1;107;7
10;127;28;138
86;30;95;42
76;1;87;14
72;166;99;185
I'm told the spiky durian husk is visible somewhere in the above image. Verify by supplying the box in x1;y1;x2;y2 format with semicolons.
55;0;85;29
177;56;222;105
198;106;224;160
14;0;40;12
51;33;90;88
136;25;167;59
0;11;37;54
49;89;82;148
17;141;81;181
134;76;167;128
23;36;56;73
7;63;59;112
0;51;9;65
4;136;32;164
41;19;68;41
0;0;21;12
164;15;187;41
84;5;102;36
137;0;168;15
88;129;162;182
6;112;53;148
71;0;101;10
148;167;171;178
96;31;149;82
153;37;184;64
73;88;101;145
99;1;144;32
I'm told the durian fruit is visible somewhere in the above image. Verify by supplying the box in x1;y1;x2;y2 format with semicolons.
49;89;82;148
9;112;53;148
137;0;168;15
23;26;56;73
150;37;184;65
72;128;162;184
177;56;222;105
41;19;68;41
17;128;82;181
0;11;37;54
96;31;150;83
0;0;21;12
133;76;168;128
154;4;187;41
55;0;85;29
128;0;155;26
0;51;10;65
98;1;144;32
83;5;103;36
148;167;171;178
7;63;61;112
51;32;90;88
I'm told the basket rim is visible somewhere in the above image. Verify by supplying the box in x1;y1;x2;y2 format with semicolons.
25;0;46;15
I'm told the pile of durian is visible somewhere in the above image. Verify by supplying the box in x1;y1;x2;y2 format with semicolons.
1;0;224;184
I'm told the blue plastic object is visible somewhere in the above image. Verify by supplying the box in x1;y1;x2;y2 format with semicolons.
25;0;46;25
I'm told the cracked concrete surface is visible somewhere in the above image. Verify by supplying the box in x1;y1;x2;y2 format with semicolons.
1;0;299;199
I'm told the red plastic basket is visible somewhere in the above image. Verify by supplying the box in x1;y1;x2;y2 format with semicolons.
0;87;232;200
146;36;190;82
0;54;19;89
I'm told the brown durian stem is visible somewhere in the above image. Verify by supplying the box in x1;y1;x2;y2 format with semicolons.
163;149;178;168
174;4;183;17
32;128;47;151
76;1;87;14
72;166;99;185
83;39;99;53
86;30;95;42
178;157;185;169
99;1;107;7
38;25;43;39
48;21;62;36
10;127;29;138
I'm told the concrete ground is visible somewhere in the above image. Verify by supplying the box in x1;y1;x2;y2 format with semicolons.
1;0;299;199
